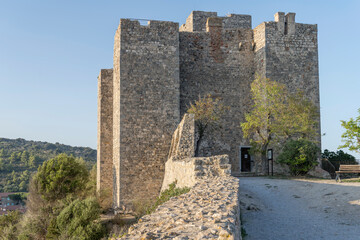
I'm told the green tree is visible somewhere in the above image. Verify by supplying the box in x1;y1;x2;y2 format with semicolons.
9;192;28;205
50;197;106;240
28;155;39;168
18;154;93;239
21;151;30;165
10;152;18;164
0;210;21;239
33;153;89;201
187;94;228;156
241;75;319;174
19;181;27;192
322;149;357;171
339;108;360;153
277;139;319;176
0;158;4;171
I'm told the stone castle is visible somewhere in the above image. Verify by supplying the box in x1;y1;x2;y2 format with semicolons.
97;11;320;209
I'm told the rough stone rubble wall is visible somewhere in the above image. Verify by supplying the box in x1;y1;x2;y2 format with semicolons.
118;114;241;239
97;69;113;196
161;154;232;191
112;19;180;208
162;114;231;191
120;177;241;240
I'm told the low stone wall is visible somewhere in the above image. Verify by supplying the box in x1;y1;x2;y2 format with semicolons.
119;114;242;239
120;176;241;240
161;154;231;191
162;114;231;191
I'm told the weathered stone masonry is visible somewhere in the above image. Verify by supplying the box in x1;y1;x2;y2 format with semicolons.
97;11;321;209
97;69;113;196
112;19;180;208
179;13;254;174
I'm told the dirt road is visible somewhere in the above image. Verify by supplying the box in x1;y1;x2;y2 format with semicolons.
239;177;360;240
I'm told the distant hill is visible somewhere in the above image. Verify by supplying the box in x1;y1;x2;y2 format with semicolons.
0;137;96;192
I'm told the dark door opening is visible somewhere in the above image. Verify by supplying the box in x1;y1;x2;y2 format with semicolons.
241;147;251;172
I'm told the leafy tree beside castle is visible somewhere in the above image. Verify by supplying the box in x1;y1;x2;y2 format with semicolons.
277;139;319;176
241;75;319;174
339;108;360;153
187;94;228;156
0;138;96;193
14;154;105;240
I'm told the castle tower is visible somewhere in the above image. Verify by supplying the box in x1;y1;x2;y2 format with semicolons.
97;11;321;209
179;11;255;174
254;12;321;143
112;19;180;208
97;69;113;197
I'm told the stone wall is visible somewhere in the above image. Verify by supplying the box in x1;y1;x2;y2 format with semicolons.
97;69;113;196
258;12;321;173
97;11;321;208
162;114;231;191
112;19;180;208
179;13;254;174
117;114;240;239
253;22;266;76
180;11;251;32
263;13;321;144
120;176;241;240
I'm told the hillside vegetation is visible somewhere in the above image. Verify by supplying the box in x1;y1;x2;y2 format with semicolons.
0;137;96;192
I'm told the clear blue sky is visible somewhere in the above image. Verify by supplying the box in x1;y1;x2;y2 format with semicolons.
1;0;359;158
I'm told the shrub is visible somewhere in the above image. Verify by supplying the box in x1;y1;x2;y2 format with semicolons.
51;197;106;240
0;210;21;239
133;181;190;219
277;139;319;176
17;154;100;239
33;153;89;201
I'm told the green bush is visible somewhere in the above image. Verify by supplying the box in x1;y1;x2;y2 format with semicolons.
277;139;319;176
17;154;100;240
0;210;21;239
33;153;89;201
133;181;190;219
49;197;106;240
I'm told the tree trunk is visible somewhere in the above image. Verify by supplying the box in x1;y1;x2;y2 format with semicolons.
261;151;268;175
195;123;206;157
261;144;269;175
195;134;203;157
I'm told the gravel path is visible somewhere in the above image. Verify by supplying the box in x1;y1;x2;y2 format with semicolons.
239;177;360;240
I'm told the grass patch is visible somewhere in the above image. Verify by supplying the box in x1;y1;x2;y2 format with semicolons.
266;175;325;181
108;182;190;238
133;181;190;219
240;212;248;239
341;178;360;183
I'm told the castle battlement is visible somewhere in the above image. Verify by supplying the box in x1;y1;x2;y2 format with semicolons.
180;11;252;32
97;11;320;209
119;18;179;30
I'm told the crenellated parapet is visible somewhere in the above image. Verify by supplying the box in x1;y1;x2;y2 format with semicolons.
180;11;251;32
